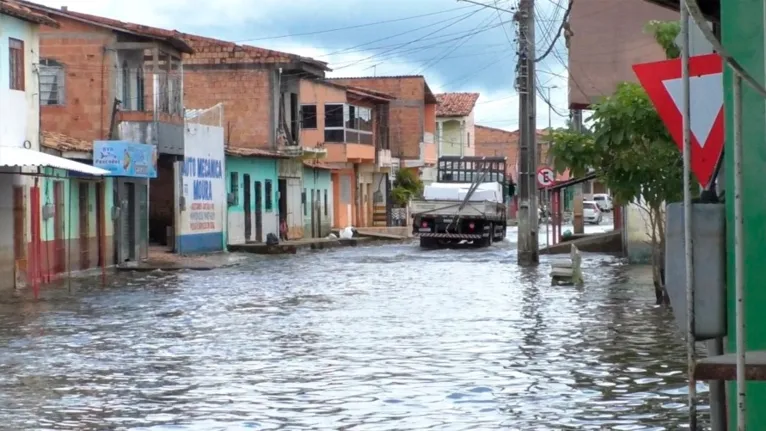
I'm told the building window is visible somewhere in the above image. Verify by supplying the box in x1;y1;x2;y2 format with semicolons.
9;38;24;91
302;188;307;216
324;189;328;216
39;59;65;105
265;180;273;211
230;172;239;193
301;104;317;129
467;132;471;147
325;104;344;128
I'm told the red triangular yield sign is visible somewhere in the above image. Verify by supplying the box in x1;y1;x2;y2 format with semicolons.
632;53;724;189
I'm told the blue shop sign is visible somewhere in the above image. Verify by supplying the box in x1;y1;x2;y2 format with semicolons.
93;140;158;178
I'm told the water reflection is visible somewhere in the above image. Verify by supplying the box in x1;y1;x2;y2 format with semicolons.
0;239;708;430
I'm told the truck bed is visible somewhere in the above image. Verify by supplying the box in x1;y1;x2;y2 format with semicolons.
410;199;505;220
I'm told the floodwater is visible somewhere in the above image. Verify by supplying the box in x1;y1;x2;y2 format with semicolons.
0;227;709;430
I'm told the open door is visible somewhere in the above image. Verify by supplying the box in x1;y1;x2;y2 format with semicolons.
78;182;90;270
254;180;263;242
53;181;66;274
243;174;251;242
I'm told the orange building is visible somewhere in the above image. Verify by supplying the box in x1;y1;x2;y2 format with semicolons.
299;79;394;228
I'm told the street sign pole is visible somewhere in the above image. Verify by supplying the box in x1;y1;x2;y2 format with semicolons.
536;166;555;248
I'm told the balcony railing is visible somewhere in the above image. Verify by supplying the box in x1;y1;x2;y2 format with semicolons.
324;128;373;145
118;68;183;116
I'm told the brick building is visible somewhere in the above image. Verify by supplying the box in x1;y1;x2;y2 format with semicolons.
328;76;438;170
23;2;194;262
178;33;330;239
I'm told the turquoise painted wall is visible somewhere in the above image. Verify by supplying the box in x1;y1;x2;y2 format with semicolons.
722;0;766;428
302;166;332;237
39;168;114;242
225;155;280;245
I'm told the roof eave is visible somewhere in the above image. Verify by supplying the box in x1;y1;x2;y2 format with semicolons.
0;4;59;27
19;2;194;53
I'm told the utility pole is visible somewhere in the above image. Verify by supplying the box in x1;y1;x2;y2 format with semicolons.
571;109;584;233
516;0;538;266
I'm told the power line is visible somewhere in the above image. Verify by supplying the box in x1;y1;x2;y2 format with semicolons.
232;5;477;42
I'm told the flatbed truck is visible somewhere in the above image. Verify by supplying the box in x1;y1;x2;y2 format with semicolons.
411;156;512;248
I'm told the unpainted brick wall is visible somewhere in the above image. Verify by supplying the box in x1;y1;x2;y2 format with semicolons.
331;77;428;160
475;125;519;174
183;68;274;150
38;16;117;142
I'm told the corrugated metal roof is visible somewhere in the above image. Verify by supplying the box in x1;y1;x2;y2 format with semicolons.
0;146;108;176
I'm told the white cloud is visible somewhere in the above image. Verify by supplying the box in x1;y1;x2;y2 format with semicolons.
34;0;572;130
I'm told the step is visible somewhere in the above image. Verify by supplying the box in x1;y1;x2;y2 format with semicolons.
550;267;574;277
694;350;766;381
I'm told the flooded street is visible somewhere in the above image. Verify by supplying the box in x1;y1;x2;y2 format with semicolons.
0;230;708;430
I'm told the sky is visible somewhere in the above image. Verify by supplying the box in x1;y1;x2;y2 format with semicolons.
36;0;572;131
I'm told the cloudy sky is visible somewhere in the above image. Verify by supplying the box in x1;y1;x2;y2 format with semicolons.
36;0;571;131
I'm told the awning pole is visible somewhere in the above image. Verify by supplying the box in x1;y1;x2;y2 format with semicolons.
680;2;697;429
733;70;747;431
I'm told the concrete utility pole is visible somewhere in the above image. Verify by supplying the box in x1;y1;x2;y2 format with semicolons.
516;0;539;266
571;109;584;234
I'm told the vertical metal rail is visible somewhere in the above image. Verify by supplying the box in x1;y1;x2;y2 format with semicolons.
680;3;696;429
732;72;746;431
67;179;72;293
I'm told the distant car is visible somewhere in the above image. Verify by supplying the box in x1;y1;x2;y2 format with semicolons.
583;200;602;225
592;193;613;212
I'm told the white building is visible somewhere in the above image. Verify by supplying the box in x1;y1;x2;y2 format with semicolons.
0;2;107;294
421;92;479;183
435;92;479;158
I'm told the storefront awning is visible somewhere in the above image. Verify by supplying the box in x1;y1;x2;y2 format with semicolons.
0;146;109;176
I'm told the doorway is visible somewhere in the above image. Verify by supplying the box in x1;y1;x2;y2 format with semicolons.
96;182;105;267
254;180;263;242
122;181;136;262
278;178;287;227
310;189;316;237
78;182;90;270
243;174;252;242
53;181;66;274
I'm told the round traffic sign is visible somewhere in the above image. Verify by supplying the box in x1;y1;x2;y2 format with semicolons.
536;166;555;188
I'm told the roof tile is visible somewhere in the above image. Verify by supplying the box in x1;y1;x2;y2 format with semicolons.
41;131;91;152
225;147;287;159
0;0;58;27
435;92;480;117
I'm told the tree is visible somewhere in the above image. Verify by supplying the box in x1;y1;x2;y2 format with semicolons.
391;168;424;207
549;20;688;305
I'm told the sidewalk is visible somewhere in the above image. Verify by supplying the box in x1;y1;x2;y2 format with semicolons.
116;246;248;272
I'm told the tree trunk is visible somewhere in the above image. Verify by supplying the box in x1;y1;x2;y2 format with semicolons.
649;203;670;306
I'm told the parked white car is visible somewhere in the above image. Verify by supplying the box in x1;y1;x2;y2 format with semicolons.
592;193;613;212
583;200;602;225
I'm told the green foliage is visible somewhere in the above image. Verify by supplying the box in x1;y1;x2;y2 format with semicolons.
391;168;424;206
644;20;681;60
550;82;683;208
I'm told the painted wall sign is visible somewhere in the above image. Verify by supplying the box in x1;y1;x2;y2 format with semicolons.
179;122;226;252
93;140;158;178
182;156;223;232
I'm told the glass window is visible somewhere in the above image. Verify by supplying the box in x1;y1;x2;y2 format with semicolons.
325;104;344;128
346;105;356;129
301;104;317;129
